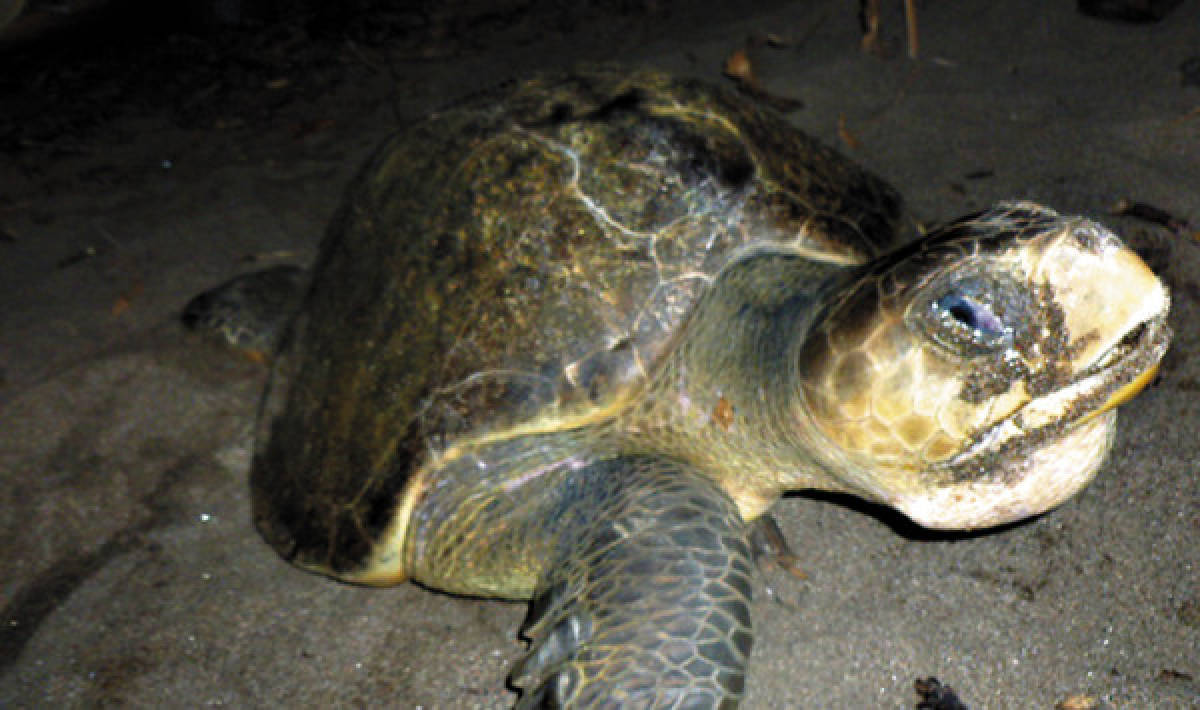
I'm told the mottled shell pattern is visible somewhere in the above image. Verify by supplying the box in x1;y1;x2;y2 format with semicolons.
249;68;908;573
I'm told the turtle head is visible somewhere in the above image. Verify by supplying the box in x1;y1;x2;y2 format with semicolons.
796;202;1170;530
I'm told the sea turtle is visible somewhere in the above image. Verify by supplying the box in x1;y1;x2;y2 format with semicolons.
183;67;1171;707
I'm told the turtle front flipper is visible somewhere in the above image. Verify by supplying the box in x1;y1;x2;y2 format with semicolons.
509;456;755;709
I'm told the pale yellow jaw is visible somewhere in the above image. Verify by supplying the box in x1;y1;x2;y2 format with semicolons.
893;409;1118;530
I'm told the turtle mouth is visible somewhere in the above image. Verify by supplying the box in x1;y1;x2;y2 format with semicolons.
953;309;1170;469
900;311;1169;530
1072;317;1165;422
1080;316;1153;380
1051;310;1169;425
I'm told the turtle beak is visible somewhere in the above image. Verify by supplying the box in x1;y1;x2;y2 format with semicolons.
1037;221;1168;372
1024;218;1170;425
1079;361;1159;424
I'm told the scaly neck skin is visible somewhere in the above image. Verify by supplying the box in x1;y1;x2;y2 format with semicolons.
400;249;860;596
626;247;860;521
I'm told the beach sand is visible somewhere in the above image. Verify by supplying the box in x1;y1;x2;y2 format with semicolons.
1;1;1197;706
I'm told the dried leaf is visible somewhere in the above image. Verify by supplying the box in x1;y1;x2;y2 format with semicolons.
111;281;143;317
1054;693;1098;710
723;48;756;84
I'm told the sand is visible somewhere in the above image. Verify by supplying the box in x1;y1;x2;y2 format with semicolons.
1;0;1197;707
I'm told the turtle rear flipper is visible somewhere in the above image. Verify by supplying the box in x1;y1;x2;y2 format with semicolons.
510;456;754;708
182;265;307;359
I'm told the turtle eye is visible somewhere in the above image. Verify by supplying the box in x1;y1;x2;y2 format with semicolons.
922;287;1015;355
906;265;1030;358
935;293;1006;338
